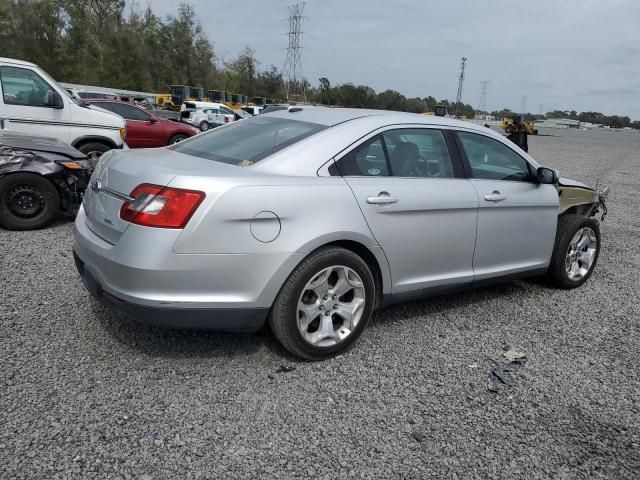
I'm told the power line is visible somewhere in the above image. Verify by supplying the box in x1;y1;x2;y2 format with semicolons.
454;57;467;117
283;3;306;102
477;80;489;114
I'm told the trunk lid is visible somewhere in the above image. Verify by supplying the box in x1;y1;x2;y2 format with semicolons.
82;147;251;244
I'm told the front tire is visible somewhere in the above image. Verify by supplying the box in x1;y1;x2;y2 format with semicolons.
269;247;376;360
547;214;600;289
169;133;189;145
0;173;60;230
76;142;110;167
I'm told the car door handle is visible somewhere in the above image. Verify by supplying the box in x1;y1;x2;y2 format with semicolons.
484;191;506;202
366;192;398;205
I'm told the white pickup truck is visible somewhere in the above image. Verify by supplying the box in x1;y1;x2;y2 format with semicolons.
0;57;126;160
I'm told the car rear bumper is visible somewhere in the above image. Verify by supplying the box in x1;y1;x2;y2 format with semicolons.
73;206;303;331
73;250;268;331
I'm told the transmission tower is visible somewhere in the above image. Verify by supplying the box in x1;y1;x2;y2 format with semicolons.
477;81;489;114
283;3;306;102
454;57;467;117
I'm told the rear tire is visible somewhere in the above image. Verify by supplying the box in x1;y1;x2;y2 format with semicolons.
269;247;375;360
199;121;209;132
547;214;600;289
0;173;60;230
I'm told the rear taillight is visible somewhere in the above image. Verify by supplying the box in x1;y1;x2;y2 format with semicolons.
119;183;205;229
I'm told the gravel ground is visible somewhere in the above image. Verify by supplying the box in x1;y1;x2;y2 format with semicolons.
1;128;639;479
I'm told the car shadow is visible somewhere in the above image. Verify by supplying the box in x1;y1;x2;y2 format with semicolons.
93;279;544;360
91;302;292;360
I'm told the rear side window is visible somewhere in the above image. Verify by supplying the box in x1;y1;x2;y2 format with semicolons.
171;116;327;166
332;135;389;176
458;132;533;182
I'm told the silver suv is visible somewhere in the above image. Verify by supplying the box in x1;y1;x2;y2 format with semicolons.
73;107;607;360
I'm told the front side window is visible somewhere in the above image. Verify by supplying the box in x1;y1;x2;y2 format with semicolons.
382;129;455;178
0;66;56;107
171;115;327;166
458;131;533;182
332;135;389;176
98;102;150;121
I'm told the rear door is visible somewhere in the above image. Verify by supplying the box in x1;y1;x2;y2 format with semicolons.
336;127;479;293
455;130;558;279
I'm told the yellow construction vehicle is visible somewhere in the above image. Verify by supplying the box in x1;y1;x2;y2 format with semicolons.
154;94;172;107
502;116;538;135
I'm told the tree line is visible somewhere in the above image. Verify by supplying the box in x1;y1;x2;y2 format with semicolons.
0;0;637;127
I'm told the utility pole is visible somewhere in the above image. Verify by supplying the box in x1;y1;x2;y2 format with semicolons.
521;95;527;115
454;57;467;117
477;80;489;115
283;3;306;102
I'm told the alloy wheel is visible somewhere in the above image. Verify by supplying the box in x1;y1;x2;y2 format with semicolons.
297;265;366;347
565;227;598;281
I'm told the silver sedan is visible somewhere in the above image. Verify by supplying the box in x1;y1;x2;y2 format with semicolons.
73;107;607;360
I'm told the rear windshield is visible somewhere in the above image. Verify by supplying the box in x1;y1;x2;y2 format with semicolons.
171;116;327;166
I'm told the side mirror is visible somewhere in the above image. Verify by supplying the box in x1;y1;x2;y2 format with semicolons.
46;91;64;109
149;117;159;124
537;167;558;184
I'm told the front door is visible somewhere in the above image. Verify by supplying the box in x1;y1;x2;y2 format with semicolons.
455;131;559;280
337;128;479;293
0;65;70;142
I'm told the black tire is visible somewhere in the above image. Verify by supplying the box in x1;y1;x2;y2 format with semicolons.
169;133;189;145
199;121;209;132
0;172;60;230
76;142;111;165
547;214;601;289
269;246;376;360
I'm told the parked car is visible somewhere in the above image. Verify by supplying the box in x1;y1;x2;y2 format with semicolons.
261;104;292;114
0;131;91;230
240;105;263;116
0;57;126;159
73;108;608;360
181;106;235;132
86;100;197;147
180;102;236;131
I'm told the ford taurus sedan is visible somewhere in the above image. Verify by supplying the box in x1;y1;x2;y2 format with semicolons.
73;107;607;360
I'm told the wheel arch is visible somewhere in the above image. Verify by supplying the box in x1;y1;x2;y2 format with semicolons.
559;202;597;218
71;135;117;149
282;236;390;309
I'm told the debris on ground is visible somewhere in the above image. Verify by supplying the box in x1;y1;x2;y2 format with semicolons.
276;365;296;374
487;353;528;393
411;431;425;442
502;348;527;362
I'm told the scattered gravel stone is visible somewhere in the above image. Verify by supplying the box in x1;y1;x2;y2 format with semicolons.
1;129;639;478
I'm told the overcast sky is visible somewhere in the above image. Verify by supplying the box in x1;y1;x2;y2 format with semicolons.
144;0;640;119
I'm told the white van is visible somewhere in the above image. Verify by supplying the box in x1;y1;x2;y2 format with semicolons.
0;57;126;159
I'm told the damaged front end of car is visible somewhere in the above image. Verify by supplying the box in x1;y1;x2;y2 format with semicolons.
0;135;91;216
557;177;609;221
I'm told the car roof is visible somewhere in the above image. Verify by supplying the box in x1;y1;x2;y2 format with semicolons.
0;57;37;67
264;106;490;133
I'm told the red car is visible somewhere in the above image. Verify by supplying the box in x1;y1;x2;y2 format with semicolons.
87;100;197;148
